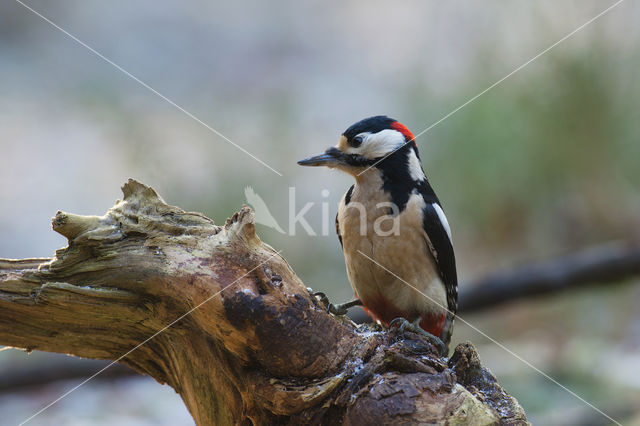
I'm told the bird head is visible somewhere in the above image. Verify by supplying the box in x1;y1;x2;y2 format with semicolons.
298;116;419;176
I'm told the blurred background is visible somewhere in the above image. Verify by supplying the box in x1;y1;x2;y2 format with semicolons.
1;0;639;424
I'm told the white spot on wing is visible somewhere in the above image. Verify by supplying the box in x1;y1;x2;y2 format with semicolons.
432;203;452;242
407;151;425;181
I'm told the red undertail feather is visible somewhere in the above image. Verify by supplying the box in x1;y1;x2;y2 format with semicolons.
361;293;445;338
419;312;446;338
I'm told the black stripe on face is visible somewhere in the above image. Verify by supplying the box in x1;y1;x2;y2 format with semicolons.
375;143;438;212
325;147;378;168
344;184;354;205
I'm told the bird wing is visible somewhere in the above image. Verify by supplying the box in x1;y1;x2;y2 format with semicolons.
335;185;354;251
335;212;343;250
421;201;458;343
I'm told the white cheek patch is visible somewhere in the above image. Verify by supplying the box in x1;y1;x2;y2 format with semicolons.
407;150;425;181
432;203;452;243
345;129;405;158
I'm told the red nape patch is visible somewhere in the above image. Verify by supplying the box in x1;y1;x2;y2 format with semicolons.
391;121;416;146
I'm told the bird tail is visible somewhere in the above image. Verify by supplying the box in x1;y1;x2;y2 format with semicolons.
439;313;455;354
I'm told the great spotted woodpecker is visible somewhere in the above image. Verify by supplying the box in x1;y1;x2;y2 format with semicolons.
298;116;457;354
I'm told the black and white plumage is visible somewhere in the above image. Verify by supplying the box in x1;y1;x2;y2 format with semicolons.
299;116;458;350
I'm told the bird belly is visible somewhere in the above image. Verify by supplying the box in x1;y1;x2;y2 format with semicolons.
339;189;447;335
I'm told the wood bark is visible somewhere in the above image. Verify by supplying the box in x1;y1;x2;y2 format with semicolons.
5;242;639;394
0;179;528;425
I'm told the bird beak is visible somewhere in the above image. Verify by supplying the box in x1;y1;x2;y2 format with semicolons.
297;149;341;167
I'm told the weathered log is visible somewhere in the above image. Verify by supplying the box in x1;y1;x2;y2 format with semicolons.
0;179;527;425
7;242;639;395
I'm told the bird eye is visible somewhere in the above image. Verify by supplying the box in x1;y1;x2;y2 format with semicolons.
350;136;363;148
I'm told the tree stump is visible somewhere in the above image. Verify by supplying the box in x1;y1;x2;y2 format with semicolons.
0;179;528;425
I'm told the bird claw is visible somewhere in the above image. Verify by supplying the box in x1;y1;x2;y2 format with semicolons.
389;317;447;356
312;291;346;315
389;317;410;330
312;291;330;308
312;292;362;316
329;299;363;316
328;303;348;316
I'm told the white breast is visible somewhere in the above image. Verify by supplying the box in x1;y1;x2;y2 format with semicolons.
337;174;447;320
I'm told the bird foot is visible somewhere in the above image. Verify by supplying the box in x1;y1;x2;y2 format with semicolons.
389;317;446;356
328;299;363;316
312;292;362;316
312;291;330;308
